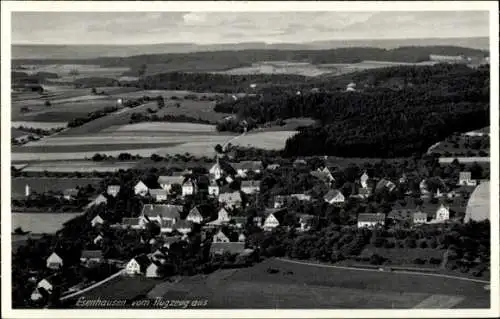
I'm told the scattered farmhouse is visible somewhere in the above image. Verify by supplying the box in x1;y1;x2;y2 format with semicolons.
206;207;231;227
413;212;428;225
80;250;103;265
146;261;162;278
213;229;231;243
46;252;63;270
357;213;386;228
324;189;345;205
375;178;397;193
106;185;121;197
297;214;315;232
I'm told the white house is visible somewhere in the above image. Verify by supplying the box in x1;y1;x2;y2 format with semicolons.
207;208;231;227
160;220;175;233
458;171;477;186
298;214;315;232
93;234;103;245
357;213;386;228
149;189;168;202
174;220;193;235
208;180;220;197
145;262;161;278
241;180;261;194
434;204;450;222
182;178;197;197
91;214;105;227
238;233;246;242
360;172;369;189
141;204;182;225
46;252;63;269
125;255;151;276
157;176;185;193
134;181;149;196
213;230;231;243
106;185;121;197
86;194;108;209
187;207;203;224
218;191;242;209
324;189;345;205
263;209;286;231
37;278;53;294
413;212;428;225
209;162;224;180
233;161;263;178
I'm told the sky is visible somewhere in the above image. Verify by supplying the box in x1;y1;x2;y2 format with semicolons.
12;11;489;45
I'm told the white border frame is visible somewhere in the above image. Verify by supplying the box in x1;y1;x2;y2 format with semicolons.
1;1;498;318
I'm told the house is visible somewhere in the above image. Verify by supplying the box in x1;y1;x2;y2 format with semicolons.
141;204;182;224
297;214;315;232
34;278;54;299
210;242;246;256
324;189;345;205
157;176;185;193
182;178;197;196
360;172;370;189
121;217;143;230
149;189;168;202
375;178;396;193
458;171;477;186
357;213;386;228
241;180;261;194
186;207;203;224
435;188;445;198
293;159;307;167
46;252;63;269
160;220;175;233
163;236;181;249
233;161;263;177
37;278;54;294
206;207;231;226
93;234;103;245
86;194;108;209
218;191;242;209
263;208;286;231
213;230;231;243
420;179;430;196
209;161;224;180
290;193;312;202
399;174;408;184
63;188;79;200
238;233;246;242
413;212;428;225
174;220;193;234
274;195;287;208
90;214;105;227
31;288;45;301
253;216;263;228
80;250;103;264
107;185;121;197
357;187;373;199
208;180;220;197
145;261;162;278
434;204;450;222
150;249;167;263
134;181;149;196
125;254;151;276
310;171;334;185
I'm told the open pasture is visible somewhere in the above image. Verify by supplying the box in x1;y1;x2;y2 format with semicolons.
147;258;488;309
19;160;138;173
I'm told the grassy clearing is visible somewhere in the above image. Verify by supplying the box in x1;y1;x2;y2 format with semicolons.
19;161;137;173
113;122;217;133
13;143;183;153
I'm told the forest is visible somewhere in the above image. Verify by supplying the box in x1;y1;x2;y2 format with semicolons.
214;64;490;157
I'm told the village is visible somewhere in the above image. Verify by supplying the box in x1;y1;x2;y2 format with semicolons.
23;149;490;306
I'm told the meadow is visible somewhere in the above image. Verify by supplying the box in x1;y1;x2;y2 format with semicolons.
18;161;137;173
11;212;83;235
145;258;489;309
11;177;102;198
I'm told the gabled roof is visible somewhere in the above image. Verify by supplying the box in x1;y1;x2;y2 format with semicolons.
298;214;315;222
157;175;185;185
219;191;242;202
188;207;203;218
131;254;151;270
142;204;182;220
265;208;287;223
310;171;332;182
375;178;396;191
149;189;167;196
324;189;344;202
163;236;181;246
413;212;428;219
107;185;121;192
358;213;386;223
81;250;103;259
241;180;261;188
174;220;193;230
182;178;196;186
63;188;79;196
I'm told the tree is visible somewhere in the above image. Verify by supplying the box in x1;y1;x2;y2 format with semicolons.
44;100;51;107
156;96;165;109
215;144;223;154
170;184;182;197
91;87;97;94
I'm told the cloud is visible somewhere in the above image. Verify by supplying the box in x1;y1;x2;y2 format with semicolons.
11;11;490;45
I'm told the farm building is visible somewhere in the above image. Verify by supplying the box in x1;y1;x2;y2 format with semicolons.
141;204;182;224
230;216;248;229
273;195;287;209
46;252;63;269
160;219;175;233
464;181;490;223
290;193;312;202
357;213;386;228
241;180;261;194
213;230;231;243
93;234;103;245
163;236;181;249
298;214;315;232
186;207;204;224
106;185;121;197
375;179;397;192
324;190;345;205
145;262;162;278
91;214;105;227
413;212;428;225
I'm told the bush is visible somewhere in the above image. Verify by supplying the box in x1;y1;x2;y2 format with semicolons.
266;267;280;274
429;257;442;265
44;100;51;107
413;258;426;265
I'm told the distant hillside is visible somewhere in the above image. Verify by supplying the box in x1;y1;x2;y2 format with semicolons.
12;37;489;59
12;46;489;77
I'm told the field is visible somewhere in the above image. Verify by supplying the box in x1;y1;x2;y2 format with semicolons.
11;121;68;130
143;258;489;309
13;64;130;82
359;247;446;267
438;157;490;164
11;212;83;235
11;177;102;198
11;128;31;138
18;161;138;173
